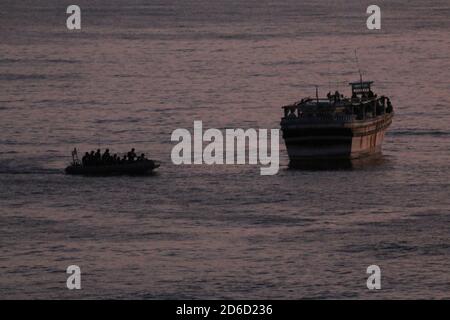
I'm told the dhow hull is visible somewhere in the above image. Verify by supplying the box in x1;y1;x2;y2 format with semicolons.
281;113;393;167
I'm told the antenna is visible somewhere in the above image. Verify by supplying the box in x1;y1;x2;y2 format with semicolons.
354;49;363;83
327;66;331;92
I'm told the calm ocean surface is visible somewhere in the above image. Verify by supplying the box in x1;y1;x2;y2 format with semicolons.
1;0;449;299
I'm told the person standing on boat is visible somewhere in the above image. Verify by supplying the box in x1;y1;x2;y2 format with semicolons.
127;148;137;162
89;151;95;166
94;149;101;165
102;149;111;164
334;91;340;102
82;152;89;166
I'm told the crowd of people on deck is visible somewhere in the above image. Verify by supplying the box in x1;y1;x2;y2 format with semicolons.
327;91;344;102
81;148;148;166
326;89;377;103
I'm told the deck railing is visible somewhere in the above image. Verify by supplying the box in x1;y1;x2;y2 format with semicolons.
282;96;392;123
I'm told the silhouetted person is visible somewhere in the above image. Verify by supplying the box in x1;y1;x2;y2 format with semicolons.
334;91;340;102
82;152;89;166
89;151;95;165
94;149;101;165
102;149;111;164
127;148;136;162
386;99;393;113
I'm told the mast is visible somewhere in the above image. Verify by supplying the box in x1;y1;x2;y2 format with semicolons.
354;49;363;84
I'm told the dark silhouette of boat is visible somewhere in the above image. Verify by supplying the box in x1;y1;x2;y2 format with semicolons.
65;160;160;175
281;80;394;167
65;149;160;175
